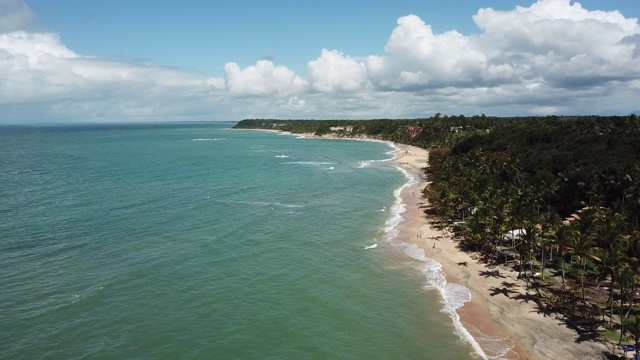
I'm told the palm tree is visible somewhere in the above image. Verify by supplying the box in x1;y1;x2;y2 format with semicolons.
594;245;627;329
537;177;560;219
571;230;595;305
616;265;639;342
593;209;628;329
525;225;542;285
507;180;540;282
553;223;579;288
571;207;604;304
538;218;563;281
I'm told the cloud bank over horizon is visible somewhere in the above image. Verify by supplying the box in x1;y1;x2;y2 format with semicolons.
1;0;639;123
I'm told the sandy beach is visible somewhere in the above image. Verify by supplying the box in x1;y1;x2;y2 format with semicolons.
250;128;615;359
392;143;614;360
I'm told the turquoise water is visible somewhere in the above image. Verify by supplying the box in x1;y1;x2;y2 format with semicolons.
0;123;480;359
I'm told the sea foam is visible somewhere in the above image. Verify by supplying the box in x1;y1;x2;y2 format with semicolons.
357;159;392;168
358;144;399;168
383;153;493;360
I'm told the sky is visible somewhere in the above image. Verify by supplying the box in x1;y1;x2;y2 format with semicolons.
1;0;640;123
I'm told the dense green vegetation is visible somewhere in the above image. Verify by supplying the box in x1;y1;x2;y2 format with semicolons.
234;115;640;349
234;114;495;147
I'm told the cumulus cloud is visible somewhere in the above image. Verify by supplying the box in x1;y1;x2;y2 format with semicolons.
307;49;368;92
224;59;306;97
473;0;640;89
277;0;638;117
367;14;487;90
1;0;640;122
355;0;639;115
365;0;640;94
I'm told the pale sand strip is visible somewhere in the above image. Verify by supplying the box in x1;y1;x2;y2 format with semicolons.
392;143;613;360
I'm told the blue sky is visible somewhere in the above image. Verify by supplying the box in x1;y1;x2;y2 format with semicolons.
26;0;505;76
27;0;640;76
1;0;640;122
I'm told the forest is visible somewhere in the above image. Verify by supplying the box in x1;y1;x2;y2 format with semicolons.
234;115;640;350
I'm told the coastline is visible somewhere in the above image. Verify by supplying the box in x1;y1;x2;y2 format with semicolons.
242;128;613;359
391;143;613;360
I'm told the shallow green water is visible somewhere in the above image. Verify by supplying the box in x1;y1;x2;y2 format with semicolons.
0;123;482;359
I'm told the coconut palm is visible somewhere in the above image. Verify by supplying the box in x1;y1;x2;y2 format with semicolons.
592;210;628;328
615;265;639;342
552;223;579;288
594;242;633;331
571;229;596;304
538;217;563;281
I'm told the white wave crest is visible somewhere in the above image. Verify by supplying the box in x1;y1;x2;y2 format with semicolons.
381;163;491;360
382;167;415;240
359;143;398;168
357;159;393;168
401;242;488;359
386;143;401;158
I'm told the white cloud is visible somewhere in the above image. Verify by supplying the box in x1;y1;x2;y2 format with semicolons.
367;14;487;89
0;6;226;121
1;31;79;102
223;59;306;97
472;0;640;88
306;49;368;92
1;0;640;123
365;0;640;94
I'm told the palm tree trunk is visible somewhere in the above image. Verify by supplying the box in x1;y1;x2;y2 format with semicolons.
541;247;545;280
561;252;566;288
580;259;586;305
626;296;634;319
517;246;523;279
609;278;615;329
619;296;625;344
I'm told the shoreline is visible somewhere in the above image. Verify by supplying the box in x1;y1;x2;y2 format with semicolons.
391;144;521;359
243;129;613;359
391;143;613;360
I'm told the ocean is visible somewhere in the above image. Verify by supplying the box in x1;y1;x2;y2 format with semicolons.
0;122;482;359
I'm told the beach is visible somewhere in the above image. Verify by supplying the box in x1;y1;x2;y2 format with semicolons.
392;143;613;360
251;128;615;359
4;123;622;359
